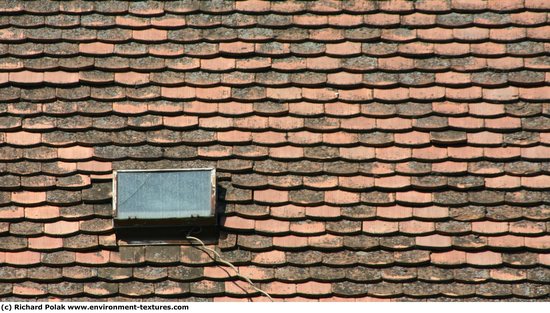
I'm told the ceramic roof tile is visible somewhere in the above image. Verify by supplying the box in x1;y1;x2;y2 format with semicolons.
0;0;548;301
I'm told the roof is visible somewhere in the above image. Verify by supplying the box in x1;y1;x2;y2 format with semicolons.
0;0;549;301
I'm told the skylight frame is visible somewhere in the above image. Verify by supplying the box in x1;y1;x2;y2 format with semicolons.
112;167;217;223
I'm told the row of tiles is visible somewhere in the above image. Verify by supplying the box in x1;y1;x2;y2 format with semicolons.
3;160;550;179
2;212;549;234
3;185;550;206
3;130;550;145
2;27;550;43
2;102;549;117
1;7;550;24
0;86;548;102
1;248;549;266
1;280;548;299
2;70;550;87
0;233;548;251
0;265;548;284
1;42;550;59
4;171;550;190
2;0;549;15
2;56;549;72
2;201;548;221
3;144;550;161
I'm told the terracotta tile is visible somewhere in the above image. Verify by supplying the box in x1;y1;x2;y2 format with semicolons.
327;72;362;86
196;87;231;100
198;116;232;129
413;146;448;160
538;254;550;266
448;116;484;130
483;86;519;101
114;72;149;85
295;281;331;295
306;56;340;70
363;220;398;234
485;176;521;189
44;221;79;235
220;42;254;54
79;42;114;54
5;131;41;145
75;250;110;265
375;176;411;189
306;205;340;217
400;221;435;234
9;71;43;84
364;13;400;26
522;146;550;159
203;266;232;279
519;86;550;100
337;88;373;101
267;117;303;130
293;14;328;26
151;15;186;28
308;234;343;248
472;221;509;234
235;0;270;11
488;235;524;248
453;27;489;41
524;236;550;249
326;42;361;56
24;206;59;220
411;207;448;219
255;219;290;234
337;147;374;162
13;282;47;296
132;29;167;42
268;146;302;159
376;147;411;161
431;250;466;265
11;191;46;204
524;0;550;8
324;190;360;204
201;57;235;71
432;101;467;115
417;27;453;41
290;220;325;234
373;87;409;101
377;205;413;219
396;191;432;204
266;87;301;100
161;86;195;99
521;176;550;189
466;251;503;266
262;282;296;296
273;235;308;248
509;221;545;234
28;236;63;250
44;71;79;84
436;72;471;85
435;43;470;56
394;132;430;146
252;250;286;265
468;131;503;145
328;14;363;26
6;251;41;265
254;189;289;204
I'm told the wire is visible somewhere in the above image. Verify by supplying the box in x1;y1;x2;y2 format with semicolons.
185;235;274;302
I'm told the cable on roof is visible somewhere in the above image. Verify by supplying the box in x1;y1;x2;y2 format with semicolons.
185;234;274;302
